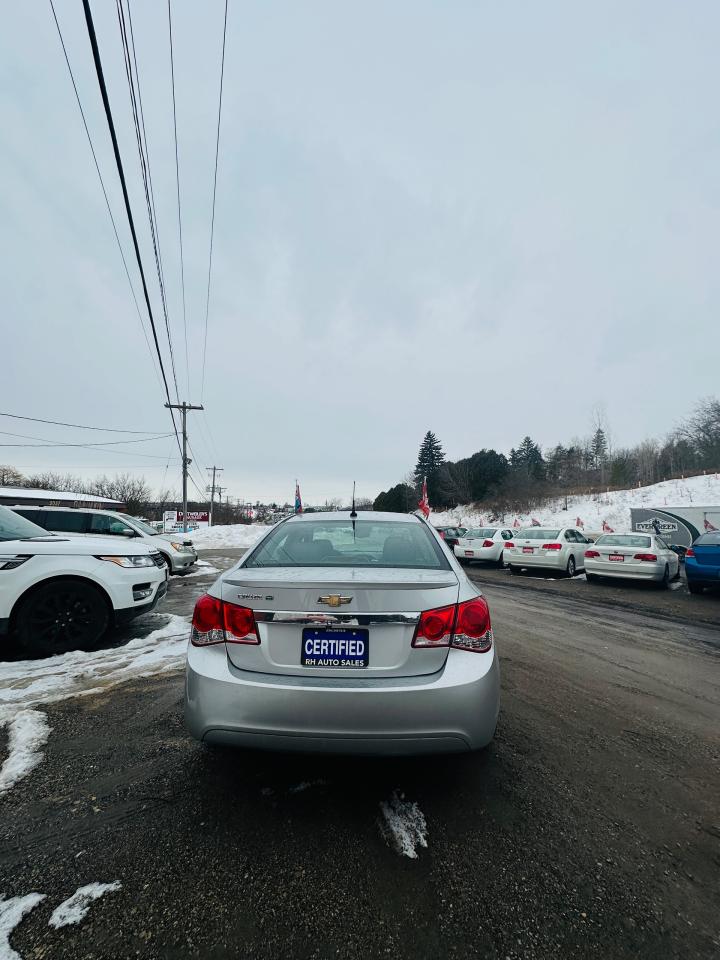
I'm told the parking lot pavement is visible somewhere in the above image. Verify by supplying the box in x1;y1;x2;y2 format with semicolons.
1;550;719;959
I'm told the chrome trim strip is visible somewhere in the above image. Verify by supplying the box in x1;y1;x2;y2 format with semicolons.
253;610;420;626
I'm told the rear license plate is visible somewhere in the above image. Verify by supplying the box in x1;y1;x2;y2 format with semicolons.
609;554;624;562
464;550;474;556
301;628;369;668
523;546;534;554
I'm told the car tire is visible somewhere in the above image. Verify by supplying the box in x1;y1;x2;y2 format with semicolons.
509;565;519;575
657;564;670;589
14;579;110;658
160;553;173;576
566;556;576;578
687;581;703;595
497;555;507;568
586;572;600;583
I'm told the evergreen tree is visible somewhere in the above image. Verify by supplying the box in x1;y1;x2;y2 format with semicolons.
414;431;445;504
374;483;415;513
592;428;608;468
511;436;545;480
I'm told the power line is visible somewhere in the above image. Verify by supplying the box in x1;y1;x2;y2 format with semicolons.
48;0;164;394
200;0;229;401
116;0;181;404
80;0;182;459
0;429;174;448
167;0;189;398
0;411;165;434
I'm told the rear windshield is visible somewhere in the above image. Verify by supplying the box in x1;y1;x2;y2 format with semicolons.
597;534;651;548
516;528;560;540
695;532;720;546
244;519;451;569
465;528;497;539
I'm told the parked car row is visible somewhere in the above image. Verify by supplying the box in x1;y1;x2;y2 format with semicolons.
444;522;719;593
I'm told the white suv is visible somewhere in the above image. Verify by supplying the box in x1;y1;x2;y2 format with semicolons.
0;505;167;657
11;506;197;574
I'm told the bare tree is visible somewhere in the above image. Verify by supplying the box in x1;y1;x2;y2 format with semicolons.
0;465;26;486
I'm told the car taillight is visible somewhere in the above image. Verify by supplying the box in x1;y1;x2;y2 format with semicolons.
543;543;562;551
191;594;259;646
634;553;658;562
223;601;260;644
191;594;224;645
412;599;492;653
685;548;695;558
482;539;494;548
585;549;600;558
505;542;514;549
412;604;455;647
452;597;492;653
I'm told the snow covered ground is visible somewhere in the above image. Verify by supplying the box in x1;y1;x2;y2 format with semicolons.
190;523;271;550
430;473;720;533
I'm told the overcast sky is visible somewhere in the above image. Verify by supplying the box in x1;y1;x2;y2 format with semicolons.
1;1;718;504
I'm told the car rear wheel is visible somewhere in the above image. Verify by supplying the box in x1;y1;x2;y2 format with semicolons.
497;555;506;568
14;580;110;658
566;555;576;578
658;564;670;589
586;572;600;583
509;564;519;575
687;581;703;595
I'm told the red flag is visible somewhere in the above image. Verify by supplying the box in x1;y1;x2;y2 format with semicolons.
576;517;584;528
531;518;541;527
418;477;430;519
294;481;303;514
704;517;718;531
602;520;614;533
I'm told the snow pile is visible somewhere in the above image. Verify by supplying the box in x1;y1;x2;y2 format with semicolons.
0;615;189;714
0;893;46;959
378;790;428;859
431;473;720;534
49;882;122;929
190;524;271;550
0;710;51;796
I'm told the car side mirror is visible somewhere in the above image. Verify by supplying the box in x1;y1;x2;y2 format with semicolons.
120;529;135;537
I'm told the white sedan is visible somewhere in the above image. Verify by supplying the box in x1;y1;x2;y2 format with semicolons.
504;527;591;577
454;527;514;566
584;533;680;586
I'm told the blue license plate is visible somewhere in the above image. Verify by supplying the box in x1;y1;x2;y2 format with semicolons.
301;628;369;668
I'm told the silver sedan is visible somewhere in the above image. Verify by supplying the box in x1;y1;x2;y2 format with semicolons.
584;533;680;585
185;511;500;755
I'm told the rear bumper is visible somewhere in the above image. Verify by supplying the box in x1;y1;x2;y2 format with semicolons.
185;645;500;755
455;546;500;561
505;552;567;571
685;558;720;582
585;561;664;581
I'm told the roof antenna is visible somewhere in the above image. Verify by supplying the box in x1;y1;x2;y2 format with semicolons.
350;481;357;519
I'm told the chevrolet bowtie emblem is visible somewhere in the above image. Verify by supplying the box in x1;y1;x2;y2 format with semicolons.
318;595;352;607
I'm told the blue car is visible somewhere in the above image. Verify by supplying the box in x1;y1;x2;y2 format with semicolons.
685;532;720;595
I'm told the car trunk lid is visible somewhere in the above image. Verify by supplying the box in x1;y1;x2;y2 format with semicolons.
220;566;459;678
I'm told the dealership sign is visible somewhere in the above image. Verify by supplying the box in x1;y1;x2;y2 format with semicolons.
163;510;209;531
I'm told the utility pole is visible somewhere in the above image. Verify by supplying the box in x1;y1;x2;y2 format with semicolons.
165;402;204;533
216;485;226;524
206;466;223;527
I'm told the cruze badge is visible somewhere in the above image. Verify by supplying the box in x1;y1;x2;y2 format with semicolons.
318;595;352;607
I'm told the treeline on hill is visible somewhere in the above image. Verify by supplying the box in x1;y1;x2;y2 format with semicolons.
374;397;720;515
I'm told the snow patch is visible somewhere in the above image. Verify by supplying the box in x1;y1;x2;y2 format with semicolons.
0;615;189;714
48;882;121;929
288;779;328;794
181;565;220;578
0;710;50;796
378;791;428;859
0;893;45;960
190;524;270;550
